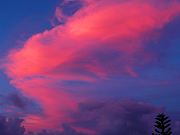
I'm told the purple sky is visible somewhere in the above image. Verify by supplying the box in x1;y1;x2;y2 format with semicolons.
0;0;180;134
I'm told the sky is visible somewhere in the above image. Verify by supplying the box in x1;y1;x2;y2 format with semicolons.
0;0;180;134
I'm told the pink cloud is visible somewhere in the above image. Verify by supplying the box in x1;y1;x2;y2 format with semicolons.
2;0;180;131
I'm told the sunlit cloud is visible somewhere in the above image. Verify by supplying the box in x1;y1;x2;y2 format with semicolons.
1;0;180;132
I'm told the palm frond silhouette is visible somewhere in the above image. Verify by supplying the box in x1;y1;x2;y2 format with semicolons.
152;113;172;135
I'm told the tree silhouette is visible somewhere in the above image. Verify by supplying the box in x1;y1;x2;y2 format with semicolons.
152;113;172;135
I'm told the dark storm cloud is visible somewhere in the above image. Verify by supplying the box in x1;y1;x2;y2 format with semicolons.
0;93;42;118
8;93;26;110
70;100;162;135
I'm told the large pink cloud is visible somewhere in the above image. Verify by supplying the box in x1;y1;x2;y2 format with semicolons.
1;0;180;132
